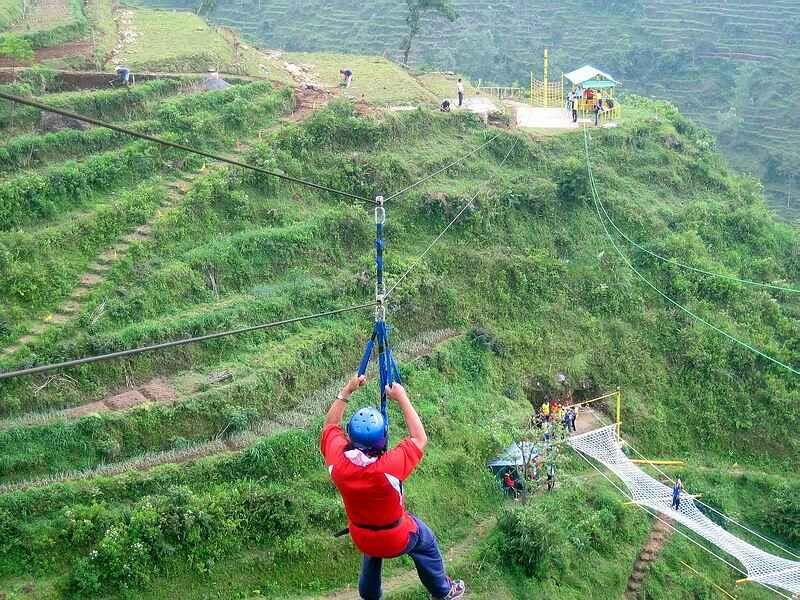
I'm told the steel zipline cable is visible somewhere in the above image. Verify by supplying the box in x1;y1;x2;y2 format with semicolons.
0;303;375;382
383;131;504;203
583;126;800;377
0;91;375;205
583;129;800;294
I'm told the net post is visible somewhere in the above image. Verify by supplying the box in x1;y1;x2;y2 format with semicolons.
615;388;622;440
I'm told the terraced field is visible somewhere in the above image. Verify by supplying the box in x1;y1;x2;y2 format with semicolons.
1;53;800;597
137;0;800;217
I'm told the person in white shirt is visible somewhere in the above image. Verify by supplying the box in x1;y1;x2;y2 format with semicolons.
456;78;464;107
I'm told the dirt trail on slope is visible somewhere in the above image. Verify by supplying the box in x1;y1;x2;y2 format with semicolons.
0;174;194;360
623;516;674;599
318;517;496;600
0;40;94;67
0;330;462;494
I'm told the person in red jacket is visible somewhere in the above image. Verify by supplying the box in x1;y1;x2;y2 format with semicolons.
321;375;466;600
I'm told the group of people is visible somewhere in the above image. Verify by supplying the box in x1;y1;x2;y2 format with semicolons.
567;88;615;125
339;67;466;115
440;78;465;112
501;459;557;499
537;399;578;432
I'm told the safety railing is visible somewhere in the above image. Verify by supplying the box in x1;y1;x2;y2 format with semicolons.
475;85;527;100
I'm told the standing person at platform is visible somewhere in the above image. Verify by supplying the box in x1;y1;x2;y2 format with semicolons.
321;375;466;600
456;78;464;107
672;478;683;510
546;462;556;492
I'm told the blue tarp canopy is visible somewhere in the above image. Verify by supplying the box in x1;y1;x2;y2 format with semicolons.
581;79;616;89
488;442;539;470
565;65;618;88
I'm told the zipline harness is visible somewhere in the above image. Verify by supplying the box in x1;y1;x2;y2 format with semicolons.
356;195;401;448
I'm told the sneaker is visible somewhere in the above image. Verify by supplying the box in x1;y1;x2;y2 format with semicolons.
443;580;466;599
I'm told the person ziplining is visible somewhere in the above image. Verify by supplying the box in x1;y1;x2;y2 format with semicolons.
321;376;465;600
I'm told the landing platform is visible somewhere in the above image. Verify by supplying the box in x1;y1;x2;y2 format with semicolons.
507;101;618;131
507;102;578;130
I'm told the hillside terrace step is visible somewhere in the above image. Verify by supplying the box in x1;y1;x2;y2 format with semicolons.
59;301;81;314
70;286;92;299
121;232;149;244
78;273;103;287
87;262;111;274
104;390;147;410
166;180;192;193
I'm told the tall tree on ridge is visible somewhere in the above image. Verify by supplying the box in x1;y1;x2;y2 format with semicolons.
400;0;458;66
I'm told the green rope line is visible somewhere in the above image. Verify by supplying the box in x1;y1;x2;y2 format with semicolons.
584;132;800;294
583;127;800;377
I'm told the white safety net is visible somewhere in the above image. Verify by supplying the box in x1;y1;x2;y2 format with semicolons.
568;425;800;597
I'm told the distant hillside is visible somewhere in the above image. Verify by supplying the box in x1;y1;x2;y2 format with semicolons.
134;0;800;218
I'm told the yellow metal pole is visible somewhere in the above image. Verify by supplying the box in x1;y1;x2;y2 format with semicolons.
616;389;621;439
680;562;737;600
530;71;533;105
543;48;549;107
735;578;750;585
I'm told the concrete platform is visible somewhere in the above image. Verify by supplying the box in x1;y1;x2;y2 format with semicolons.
507;102;577;129
507;101;619;131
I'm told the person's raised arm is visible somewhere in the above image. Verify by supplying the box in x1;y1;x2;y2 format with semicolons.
386;383;427;452
324;375;365;427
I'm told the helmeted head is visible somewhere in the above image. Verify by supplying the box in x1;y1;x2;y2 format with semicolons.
347;406;386;452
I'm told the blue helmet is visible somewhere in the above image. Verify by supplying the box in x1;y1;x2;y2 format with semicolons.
347;406;387;451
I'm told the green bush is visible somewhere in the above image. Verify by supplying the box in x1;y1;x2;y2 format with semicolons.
0;0;88;50
0;142;167;230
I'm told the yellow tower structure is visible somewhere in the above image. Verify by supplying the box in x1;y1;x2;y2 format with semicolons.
530;48;563;107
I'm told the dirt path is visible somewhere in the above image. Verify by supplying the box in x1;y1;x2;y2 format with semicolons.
109;8;135;65
317;517;496;600
0;174;194;359
0;329;462;494
0;40;94;67
623;516;674;599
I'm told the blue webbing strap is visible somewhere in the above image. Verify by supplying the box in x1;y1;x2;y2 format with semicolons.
356;196;401;448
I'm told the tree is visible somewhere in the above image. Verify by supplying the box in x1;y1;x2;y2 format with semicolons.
0;35;34;79
400;0;458;66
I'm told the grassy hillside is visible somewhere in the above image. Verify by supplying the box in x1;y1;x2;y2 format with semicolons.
134;0;800;218
0;66;798;599
0;0;22;30
112;8;235;72
1;0;88;50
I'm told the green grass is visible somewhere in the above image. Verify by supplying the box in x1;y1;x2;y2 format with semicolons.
284;52;436;105
413;70;475;100
2;0;88;49
113;8;236;72
84;0;116;67
0;0;22;30
0;88;799;599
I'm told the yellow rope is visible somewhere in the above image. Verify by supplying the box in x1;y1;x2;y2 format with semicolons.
680;560;738;599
